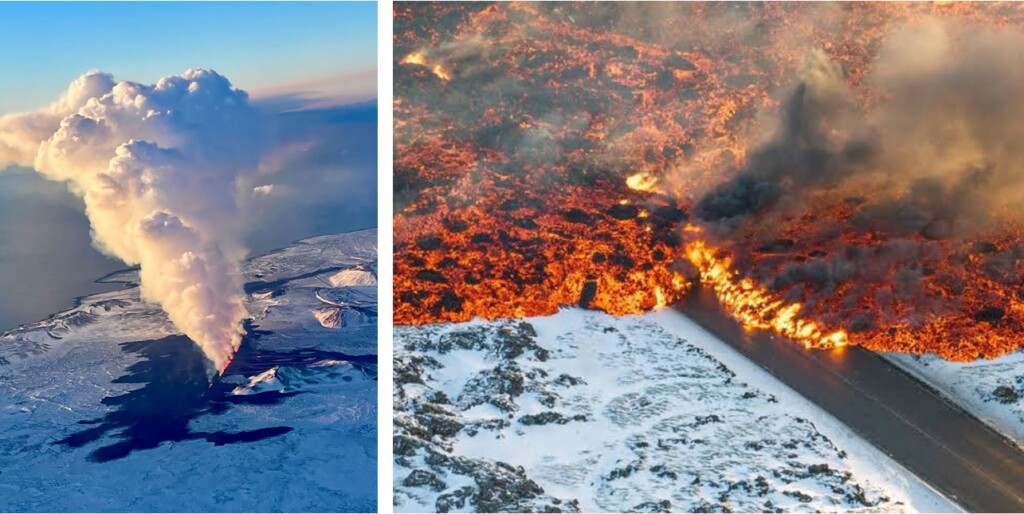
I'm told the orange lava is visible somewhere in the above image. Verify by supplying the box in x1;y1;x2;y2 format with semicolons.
394;2;1024;361
686;237;850;350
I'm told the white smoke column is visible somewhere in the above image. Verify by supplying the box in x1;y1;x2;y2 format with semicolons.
0;69;260;373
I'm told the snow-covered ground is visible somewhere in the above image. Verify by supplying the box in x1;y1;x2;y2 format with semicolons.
886;351;1024;448
0;228;377;512
394;309;957;513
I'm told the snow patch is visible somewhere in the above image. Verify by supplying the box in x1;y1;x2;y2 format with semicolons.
328;268;377;287
394;309;956;513
233;367;285;395
315;307;342;328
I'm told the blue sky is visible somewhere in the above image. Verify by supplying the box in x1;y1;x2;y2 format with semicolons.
0;2;377;113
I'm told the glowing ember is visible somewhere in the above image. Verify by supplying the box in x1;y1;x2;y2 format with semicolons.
430;64;451;81
401;52;426;66
626;172;658;192
399;52;450;81
686;239;849;350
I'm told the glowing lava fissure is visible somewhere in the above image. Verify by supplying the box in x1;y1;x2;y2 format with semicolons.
394;2;1024;361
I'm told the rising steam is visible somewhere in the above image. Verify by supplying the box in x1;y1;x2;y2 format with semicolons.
0;69;261;373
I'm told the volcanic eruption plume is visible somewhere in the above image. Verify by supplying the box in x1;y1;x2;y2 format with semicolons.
0;69;260;373
395;2;1024;362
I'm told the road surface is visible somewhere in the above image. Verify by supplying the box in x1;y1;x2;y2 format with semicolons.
677;289;1024;513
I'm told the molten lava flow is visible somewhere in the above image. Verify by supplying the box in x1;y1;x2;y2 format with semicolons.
394;2;1024;361
401;52;426;66
686;239;849;350
394;2;701;324
626;172;658;192
219;353;235;377
726;202;1024;361
431;64;451;82
399;52;451;81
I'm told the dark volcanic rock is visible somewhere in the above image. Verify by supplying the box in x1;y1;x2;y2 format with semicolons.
436;291;464;313
563;208;594;225
650;205;688;223
666;54;698;71
436;486;474;513
992;385;1021;404
608;203;640;220
974;306;1006;323
458;364;526;412
416;269;448;283
631;500;673;513
515;218;539;230
758;239;795;253
442;217;470;233
416;236;444;251
415;413;464;438
403;469;448;492
971;241;999;254
578;281;598;309
519;411;588;426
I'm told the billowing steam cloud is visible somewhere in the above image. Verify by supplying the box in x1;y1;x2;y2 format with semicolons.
698;17;1024;236
0;69;260;373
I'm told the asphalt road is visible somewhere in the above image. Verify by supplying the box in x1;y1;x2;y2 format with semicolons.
677;289;1024;513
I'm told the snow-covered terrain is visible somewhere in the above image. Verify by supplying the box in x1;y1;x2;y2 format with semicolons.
0;228;377;512
394;309;956;513
886;351;1024;448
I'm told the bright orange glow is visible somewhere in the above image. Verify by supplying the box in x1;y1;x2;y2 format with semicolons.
400;52;450;81
686;240;849;350
626;172;658;192
394;3;1024;361
401;52;426;66
219;353;235;377
654;287;668;310
431;64;451;82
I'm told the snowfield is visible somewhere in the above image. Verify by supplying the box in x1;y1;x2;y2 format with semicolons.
0;228;377;512
394;309;957;513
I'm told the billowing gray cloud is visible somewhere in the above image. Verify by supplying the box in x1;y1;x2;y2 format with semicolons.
698;18;1024;234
